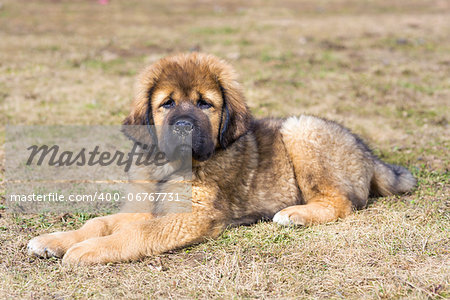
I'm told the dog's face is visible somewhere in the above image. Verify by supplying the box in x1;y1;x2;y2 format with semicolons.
123;53;251;162
150;67;223;161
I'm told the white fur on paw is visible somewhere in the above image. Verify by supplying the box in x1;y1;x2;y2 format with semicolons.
273;211;294;226
27;235;61;258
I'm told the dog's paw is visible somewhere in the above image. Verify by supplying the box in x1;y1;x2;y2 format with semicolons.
273;211;297;226
27;232;77;258
273;207;308;226
273;211;294;226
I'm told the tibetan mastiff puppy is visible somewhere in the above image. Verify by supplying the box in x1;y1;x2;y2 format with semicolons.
28;53;416;264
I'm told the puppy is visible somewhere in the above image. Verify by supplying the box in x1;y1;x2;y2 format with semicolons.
27;53;416;264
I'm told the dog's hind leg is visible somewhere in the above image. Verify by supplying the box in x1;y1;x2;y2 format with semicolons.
275;116;374;226
273;193;352;226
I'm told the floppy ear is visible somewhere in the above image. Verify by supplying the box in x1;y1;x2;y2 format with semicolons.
122;62;163;146
121;98;156;147
217;77;252;149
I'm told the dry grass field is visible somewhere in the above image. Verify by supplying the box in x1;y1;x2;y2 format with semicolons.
0;0;449;298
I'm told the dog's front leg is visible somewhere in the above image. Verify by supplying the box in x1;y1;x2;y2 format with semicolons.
62;210;225;265
27;213;154;258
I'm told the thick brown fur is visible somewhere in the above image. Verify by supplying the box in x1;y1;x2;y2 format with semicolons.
28;53;416;264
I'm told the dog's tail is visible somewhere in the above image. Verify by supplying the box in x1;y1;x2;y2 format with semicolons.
370;159;416;197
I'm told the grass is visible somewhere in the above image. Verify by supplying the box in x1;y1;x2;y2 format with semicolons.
0;0;449;298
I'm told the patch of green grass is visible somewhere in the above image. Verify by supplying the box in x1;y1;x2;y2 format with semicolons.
399;81;436;95
320;50;338;63
191;26;239;35
82;58;126;71
378;141;449;171
0;8;10;18
35;45;60;52
258;49;297;64
239;39;252;46
85;102;100;110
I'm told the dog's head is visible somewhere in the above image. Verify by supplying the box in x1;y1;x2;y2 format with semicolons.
123;53;252;162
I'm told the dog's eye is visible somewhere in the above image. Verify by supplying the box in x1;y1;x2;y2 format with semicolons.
161;99;175;109
197;99;213;109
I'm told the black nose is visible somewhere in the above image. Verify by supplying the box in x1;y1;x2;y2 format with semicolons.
173;119;193;136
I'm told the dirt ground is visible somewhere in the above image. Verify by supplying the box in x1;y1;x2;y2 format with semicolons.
0;0;448;298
